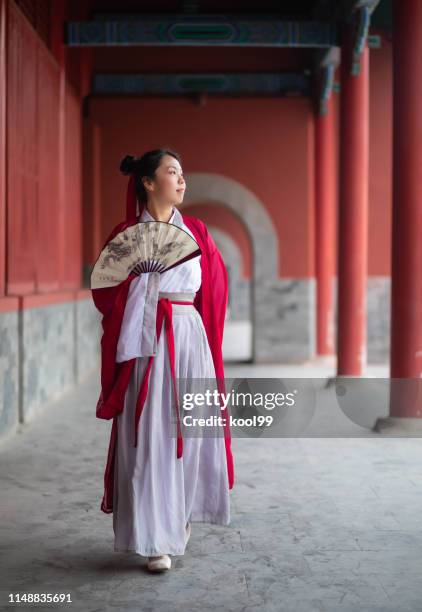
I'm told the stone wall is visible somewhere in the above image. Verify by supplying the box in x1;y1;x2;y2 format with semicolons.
332;276;390;364
0;296;101;443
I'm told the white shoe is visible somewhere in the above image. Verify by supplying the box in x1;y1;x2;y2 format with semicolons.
147;554;171;572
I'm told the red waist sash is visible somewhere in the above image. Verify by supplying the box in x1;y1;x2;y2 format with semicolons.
133;297;194;458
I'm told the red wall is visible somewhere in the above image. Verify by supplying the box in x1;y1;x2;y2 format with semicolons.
2;0;83;300
88;32;393;280
0;2;395;307
90;95;315;278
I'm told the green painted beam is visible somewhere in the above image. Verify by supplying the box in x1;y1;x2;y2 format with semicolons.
65;16;338;47
92;72;310;96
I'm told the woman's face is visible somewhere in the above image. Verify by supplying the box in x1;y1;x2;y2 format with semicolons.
143;154;186;206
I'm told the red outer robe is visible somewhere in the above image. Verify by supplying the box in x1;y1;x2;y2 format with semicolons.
91;187;234;514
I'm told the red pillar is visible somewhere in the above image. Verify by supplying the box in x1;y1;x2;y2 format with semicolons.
0;0;6;296
315;95;336;355
337;24;369;376
49;0;66;67
80;50;93;100
389;0;422;416
49;0;67;289
82;118;102;270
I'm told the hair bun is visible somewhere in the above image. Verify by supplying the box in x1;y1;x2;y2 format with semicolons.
120;154;136;176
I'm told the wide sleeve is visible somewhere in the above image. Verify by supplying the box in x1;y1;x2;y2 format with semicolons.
116;271;161;362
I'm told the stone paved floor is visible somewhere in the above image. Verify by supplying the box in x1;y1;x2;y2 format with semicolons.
1;359;422;611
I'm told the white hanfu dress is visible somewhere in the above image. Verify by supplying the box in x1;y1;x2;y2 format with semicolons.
112;205;230;557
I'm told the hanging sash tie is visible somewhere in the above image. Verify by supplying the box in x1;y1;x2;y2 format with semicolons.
133;297;194;458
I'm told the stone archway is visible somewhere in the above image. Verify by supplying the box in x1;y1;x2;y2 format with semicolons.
181;172;315;363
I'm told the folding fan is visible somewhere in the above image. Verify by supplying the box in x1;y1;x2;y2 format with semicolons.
90;221;202;290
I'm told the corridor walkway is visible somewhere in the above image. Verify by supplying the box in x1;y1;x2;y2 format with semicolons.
1;360;422;611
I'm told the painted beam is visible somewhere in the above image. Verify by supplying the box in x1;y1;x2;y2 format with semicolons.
92;72;310;95
314;47;340;115
65;16;338;47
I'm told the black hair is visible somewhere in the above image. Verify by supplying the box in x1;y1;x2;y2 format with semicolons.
120;148;182;205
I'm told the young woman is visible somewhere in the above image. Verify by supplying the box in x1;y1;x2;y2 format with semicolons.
92;149;234;572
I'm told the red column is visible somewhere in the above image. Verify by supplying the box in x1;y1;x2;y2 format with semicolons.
0;0;6;296
315;95;336;355
80;47;93;100
82;118;102;269
337;24;369;376
49;0;66;66
50;1;67;290
389;0;422;416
